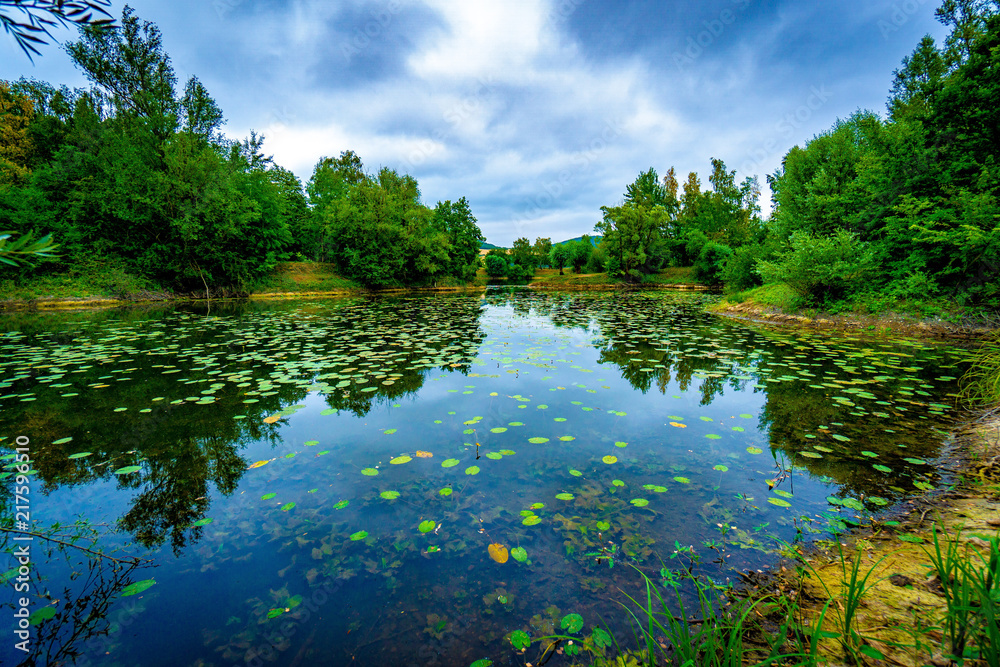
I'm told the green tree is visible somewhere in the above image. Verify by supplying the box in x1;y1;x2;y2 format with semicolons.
596;200;669;281
532;236;552;268
888;35;947;120
66;5;179;141
568;236;593;273
550;243;569;275
431;196;483;281
510;236;534;269
484;251;507;278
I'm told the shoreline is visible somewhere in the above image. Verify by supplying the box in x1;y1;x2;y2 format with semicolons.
710;299;998;341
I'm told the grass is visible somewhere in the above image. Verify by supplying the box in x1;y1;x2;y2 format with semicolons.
925;525;1000;665
962;334;1000;405
0;259;166;303
250;262;361;294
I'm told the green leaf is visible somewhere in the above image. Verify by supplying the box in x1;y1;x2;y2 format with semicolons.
469;660;493;667
510;629;530;649
418;520;436;533
280;502;295;511
592;627;612;648
361;468;379;476
380;491;400;500
510;546;528;562
522;515;541;526
465;466;480;475
350;531;368;541
191;517;213;527
555;492;574;501
441;458;460;468
28;606;56;625
113;465;141;475
560;613;584;633
121;578;156;597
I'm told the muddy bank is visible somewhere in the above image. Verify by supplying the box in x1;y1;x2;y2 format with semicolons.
782;411;1000;666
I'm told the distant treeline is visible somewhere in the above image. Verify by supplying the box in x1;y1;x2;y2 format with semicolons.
597;3;999;308
0;6;483;291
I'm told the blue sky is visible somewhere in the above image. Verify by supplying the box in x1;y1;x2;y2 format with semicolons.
1;0;949;245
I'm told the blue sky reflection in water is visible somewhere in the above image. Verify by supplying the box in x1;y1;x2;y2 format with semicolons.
0;291;974;666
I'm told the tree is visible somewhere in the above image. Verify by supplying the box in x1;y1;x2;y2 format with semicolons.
1;0;113;61
66;5;179;141
484;251;507;278
0;80;34;185
532;236;552;268
568;236;593;273
888;35;947;120
431;197;483;281
550;243;569;275
179;76;224;143
510;236;535;273
596;200;669;281
934;0;998;66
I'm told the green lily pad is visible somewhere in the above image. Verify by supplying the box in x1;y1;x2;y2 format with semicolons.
361;468;379;476
555;493;574;501
380;491;400;500
441;458;460;468
418;520;436;533
121;578;156;597
465;466;480;475
511;546;528;562
522;515;541;526
113;466;141;475
280;502;295;511
630;498;649;507
350;531;368;541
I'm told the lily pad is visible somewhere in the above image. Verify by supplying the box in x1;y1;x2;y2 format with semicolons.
465;466;480;475
418;520;436;533
555;493;574;501
441;458;460;468
361;468;379;476
350;531;368;541
380;491;400;500
121;578;156;597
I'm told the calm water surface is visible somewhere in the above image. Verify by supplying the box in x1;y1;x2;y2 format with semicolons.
0;290;974;666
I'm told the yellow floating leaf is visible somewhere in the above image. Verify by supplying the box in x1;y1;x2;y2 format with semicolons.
602;455;618;464
263;414;281;424
248;460;269;469
669;422;687;428
414;450;433;458
488;543;509;564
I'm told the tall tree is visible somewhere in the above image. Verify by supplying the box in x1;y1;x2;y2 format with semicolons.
66;5;179;141
888;35;947;120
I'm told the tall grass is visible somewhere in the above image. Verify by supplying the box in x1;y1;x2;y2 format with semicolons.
961;333;1000;406
619;565;826;666
925;525;1000;666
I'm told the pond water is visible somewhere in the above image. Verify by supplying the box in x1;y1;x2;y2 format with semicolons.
0;290;975;666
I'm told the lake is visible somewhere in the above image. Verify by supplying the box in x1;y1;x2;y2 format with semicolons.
0;290;974;666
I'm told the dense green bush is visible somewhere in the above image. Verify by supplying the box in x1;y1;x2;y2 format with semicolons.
756;230;874;304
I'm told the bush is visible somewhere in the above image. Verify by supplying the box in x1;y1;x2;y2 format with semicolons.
692;242;732;285
722;243;769;292
756;230;874;304
483;254;508;278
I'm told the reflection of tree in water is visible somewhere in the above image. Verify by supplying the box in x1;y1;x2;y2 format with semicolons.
0;295;486;555
0;522;152;666
116;432;250;553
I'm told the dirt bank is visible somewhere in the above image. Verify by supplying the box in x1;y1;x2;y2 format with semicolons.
712;300;997;341
783;411;1000;666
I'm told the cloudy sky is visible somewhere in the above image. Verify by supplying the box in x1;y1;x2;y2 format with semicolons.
1;0;949;245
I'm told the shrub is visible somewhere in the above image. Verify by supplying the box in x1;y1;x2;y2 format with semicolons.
483;254;508;278
692;242;732;285
757;230;874;304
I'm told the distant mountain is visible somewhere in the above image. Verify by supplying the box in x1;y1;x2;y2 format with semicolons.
480;242;499;249
554;235;602;247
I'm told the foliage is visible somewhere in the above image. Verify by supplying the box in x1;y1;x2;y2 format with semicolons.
756;230;874;304
1;0;113;60
0;6;481;294
549;243;569;275
483;252;507;278
924;525;999;664
0;229;58;266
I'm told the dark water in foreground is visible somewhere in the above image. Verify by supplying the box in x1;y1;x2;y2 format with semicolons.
0;290;974;666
